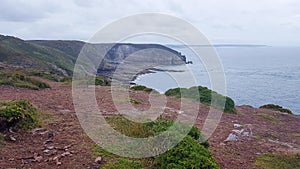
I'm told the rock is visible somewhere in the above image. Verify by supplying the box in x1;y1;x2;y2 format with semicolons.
9;135;16;142
224;133;239;142
44;139;53;145
232;129;244;135
48;131;54;139
234;124;242;128
61;152;71;157
33;153;43;163
94;157;102;164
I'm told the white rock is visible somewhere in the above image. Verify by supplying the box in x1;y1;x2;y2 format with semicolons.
224;133;239;142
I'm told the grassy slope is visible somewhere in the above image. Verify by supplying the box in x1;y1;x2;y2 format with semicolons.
0;35;76;76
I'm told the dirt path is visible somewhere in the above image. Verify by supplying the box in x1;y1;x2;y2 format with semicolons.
0;84;299;169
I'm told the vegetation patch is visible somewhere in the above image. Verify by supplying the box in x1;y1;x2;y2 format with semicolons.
259;104;293;114
93;116;218;169
27;71;59;82
0;70;50;90
0;100;40;131
255;153;300;169
72;75;111;86
165;86;236;113
130;98;142;105
257;114;280;123
130;85;159;93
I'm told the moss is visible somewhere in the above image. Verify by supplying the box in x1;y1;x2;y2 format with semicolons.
255;153;300;169
165;86;236;114
101;159;143;169
260;104;293;114
257;114;280;123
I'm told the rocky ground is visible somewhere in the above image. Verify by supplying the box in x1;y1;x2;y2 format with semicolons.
0;81;299;169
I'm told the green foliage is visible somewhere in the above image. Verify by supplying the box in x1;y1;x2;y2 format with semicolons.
0;70;50;90
154;136;219;169
0;100;40;131
0;35;75;76
95;116;217;169
257;114;280;123
255;153;300;169
130;85;159;93
165;86;236;113
27;71;59;82
130;98;142;104
259;104;293;114
73;75;111;86
101;159;143;169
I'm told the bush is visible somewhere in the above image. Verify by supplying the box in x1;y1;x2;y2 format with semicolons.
27;71;59;82
154;136;219;169
0;70;50;90
130;85;158;93
165;86;236;113
96;116;217;168
259;104;293;114
0;100;40;131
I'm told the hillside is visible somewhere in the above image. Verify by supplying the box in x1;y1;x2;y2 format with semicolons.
0;35;187;79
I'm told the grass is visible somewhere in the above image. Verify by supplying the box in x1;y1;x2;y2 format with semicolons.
130;98;142;104
165;86;236;113
92;116;218;169
0;70;50;90
291;133;300;137
257;114;280;123
255;153;300;169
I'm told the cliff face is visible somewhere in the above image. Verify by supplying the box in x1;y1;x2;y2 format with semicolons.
1;34;187;78
97;43;187;78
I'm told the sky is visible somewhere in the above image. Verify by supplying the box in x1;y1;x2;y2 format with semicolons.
0;0;299;45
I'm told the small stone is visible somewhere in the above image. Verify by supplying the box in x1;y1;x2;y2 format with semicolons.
224;133;239;142
61;152;71;157
47;146;55;150
44;139;53;145
234;124;242;128
9;136;16;142
94;157;102;164
43;149;50;153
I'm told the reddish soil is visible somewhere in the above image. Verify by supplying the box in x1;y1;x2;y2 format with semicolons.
0;81;299;169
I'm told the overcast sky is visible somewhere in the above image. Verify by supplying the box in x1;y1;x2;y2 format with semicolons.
0;0;299;45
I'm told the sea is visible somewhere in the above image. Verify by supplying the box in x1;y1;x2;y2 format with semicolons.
133;45;300;115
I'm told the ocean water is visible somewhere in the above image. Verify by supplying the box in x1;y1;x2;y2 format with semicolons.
133;46;300;114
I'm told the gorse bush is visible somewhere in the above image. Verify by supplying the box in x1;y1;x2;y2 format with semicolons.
154;136;219;169
0;100;40;131
0;70;50;90
165;86;236;114
130;85;159;93
94;116;218;169
259;104;293;114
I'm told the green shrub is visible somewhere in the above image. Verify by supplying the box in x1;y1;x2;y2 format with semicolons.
130;85;158;93
259;104;293;114
0;100;40;131
154;136;219;169
0;70;50;90
255;153;300;169
101;159;143;169
165;86;236;113
27;71;59;82
94;116;217;169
